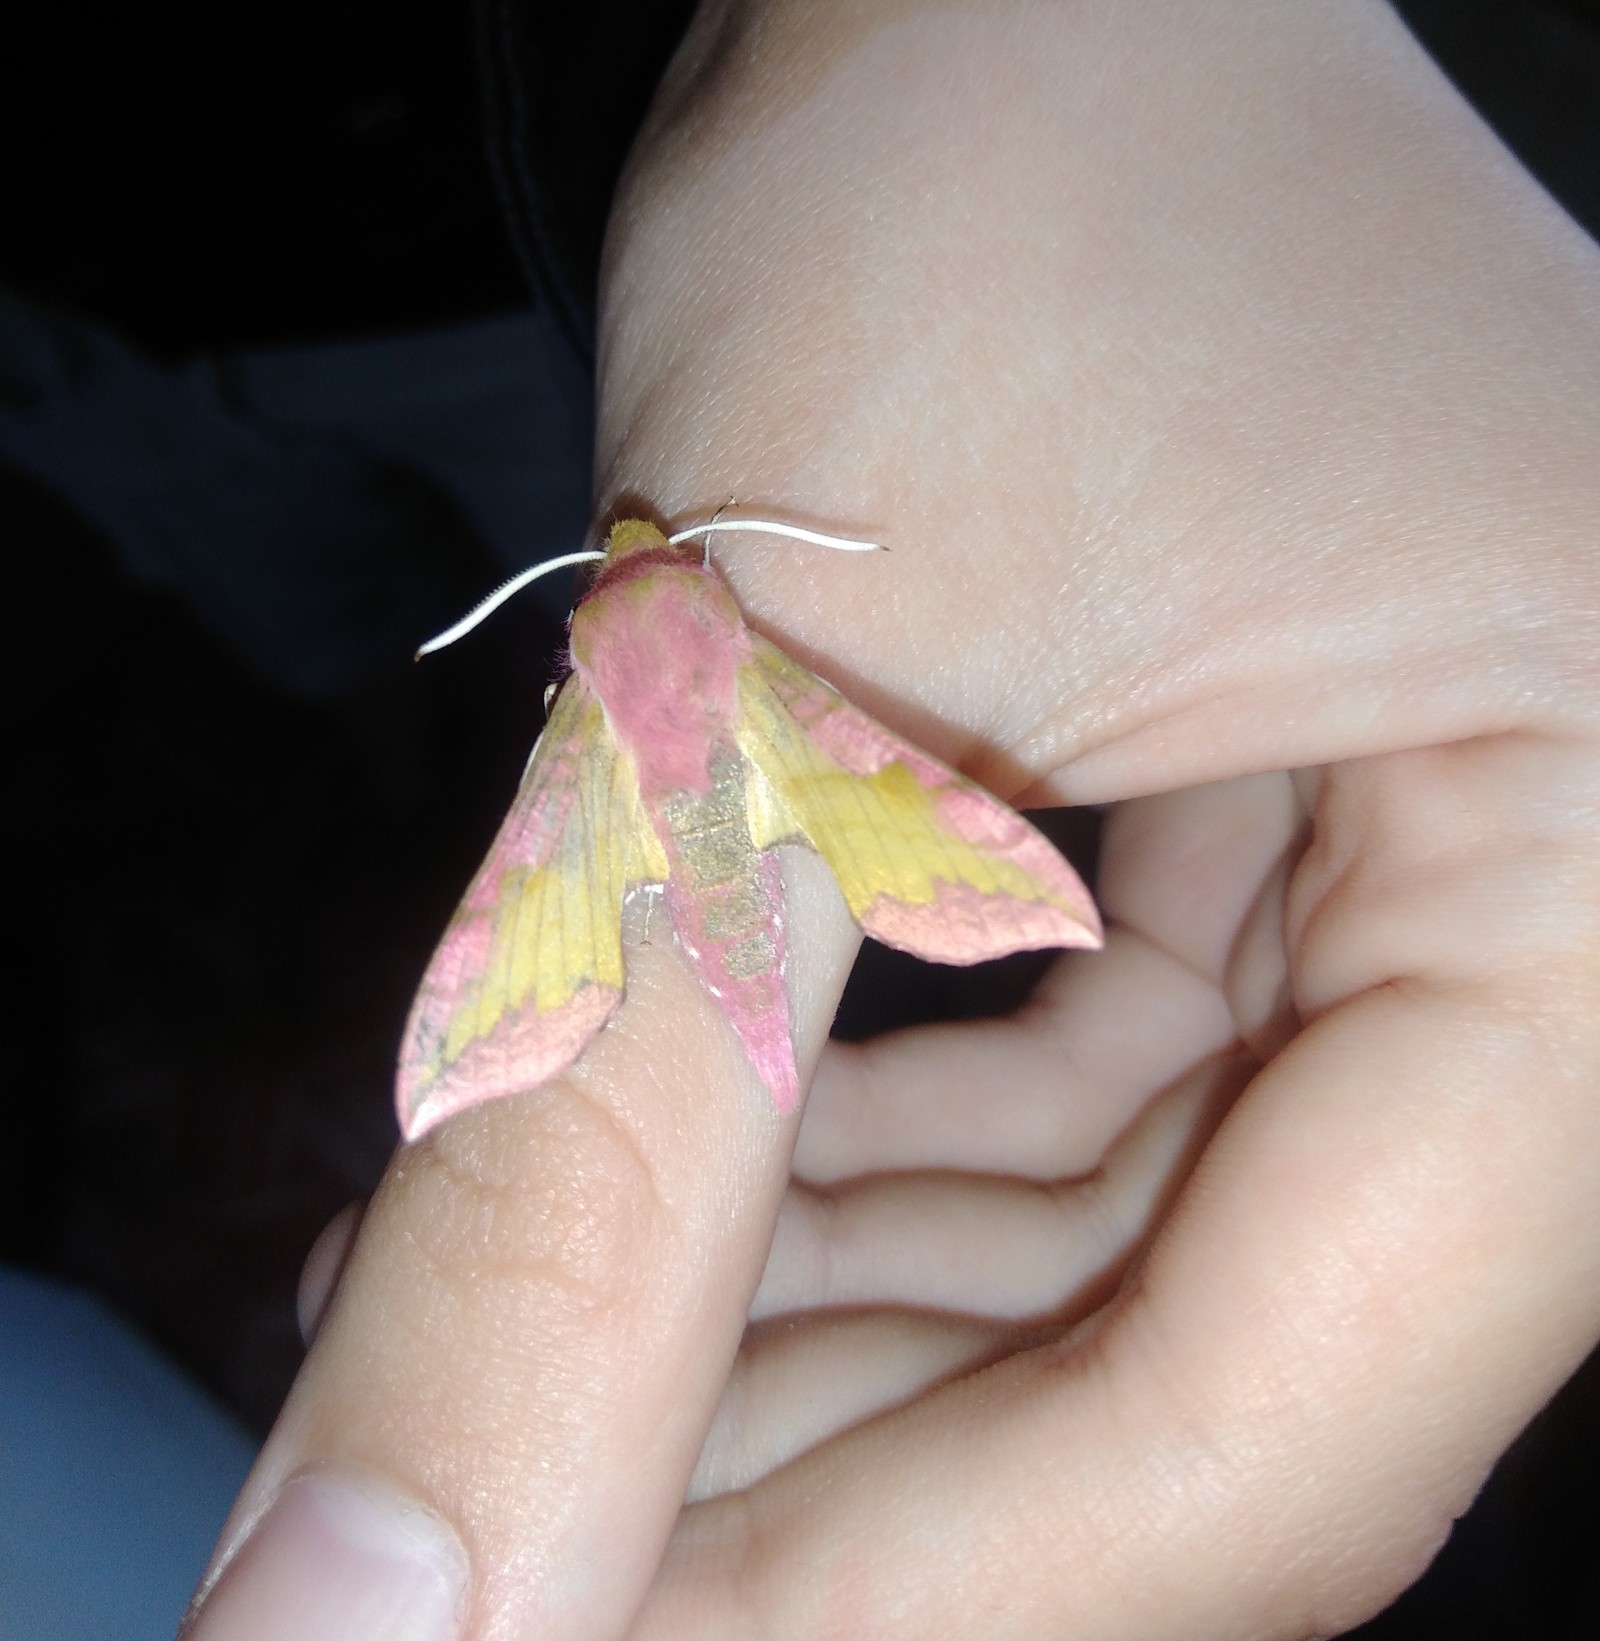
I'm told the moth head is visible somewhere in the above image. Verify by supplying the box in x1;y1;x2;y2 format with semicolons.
604;519;673;562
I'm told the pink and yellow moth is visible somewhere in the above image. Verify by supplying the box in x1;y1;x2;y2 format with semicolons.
396;517;1102;1140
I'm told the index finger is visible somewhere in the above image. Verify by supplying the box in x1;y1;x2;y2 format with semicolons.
181;849;858;1641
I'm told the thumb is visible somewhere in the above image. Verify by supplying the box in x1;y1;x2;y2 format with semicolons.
180;848;856;1641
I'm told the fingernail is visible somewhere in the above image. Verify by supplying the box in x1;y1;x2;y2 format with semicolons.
183;1469;468;1641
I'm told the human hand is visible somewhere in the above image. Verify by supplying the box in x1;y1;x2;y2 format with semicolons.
182;2;1600;1638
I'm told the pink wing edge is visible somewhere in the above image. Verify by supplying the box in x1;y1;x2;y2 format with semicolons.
395;682;629;1142
398;981;622;1142
749;634;1104;962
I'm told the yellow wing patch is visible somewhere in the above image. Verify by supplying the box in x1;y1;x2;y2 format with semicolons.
735;636;1100;961
397;678;669;1137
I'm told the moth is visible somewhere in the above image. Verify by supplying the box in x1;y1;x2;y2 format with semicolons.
397;517;1101;1140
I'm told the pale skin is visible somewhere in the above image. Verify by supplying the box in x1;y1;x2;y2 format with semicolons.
184;3;1600;1639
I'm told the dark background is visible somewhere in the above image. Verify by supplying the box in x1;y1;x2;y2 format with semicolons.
1;2;1598;1635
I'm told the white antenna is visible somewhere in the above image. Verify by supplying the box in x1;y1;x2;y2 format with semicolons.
415;550;606;657
666;518;883;553
416;518;884;656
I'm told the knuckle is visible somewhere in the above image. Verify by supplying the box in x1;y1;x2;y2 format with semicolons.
385;1082;669;1318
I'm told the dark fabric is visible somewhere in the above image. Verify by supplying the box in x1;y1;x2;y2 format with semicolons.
0;1;529;354
476;0;698;360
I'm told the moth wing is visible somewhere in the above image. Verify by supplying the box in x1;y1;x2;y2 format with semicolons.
397;675;670;1140
735;635;1102;962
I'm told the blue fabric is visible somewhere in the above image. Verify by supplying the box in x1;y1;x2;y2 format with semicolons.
0;1267;257;1641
